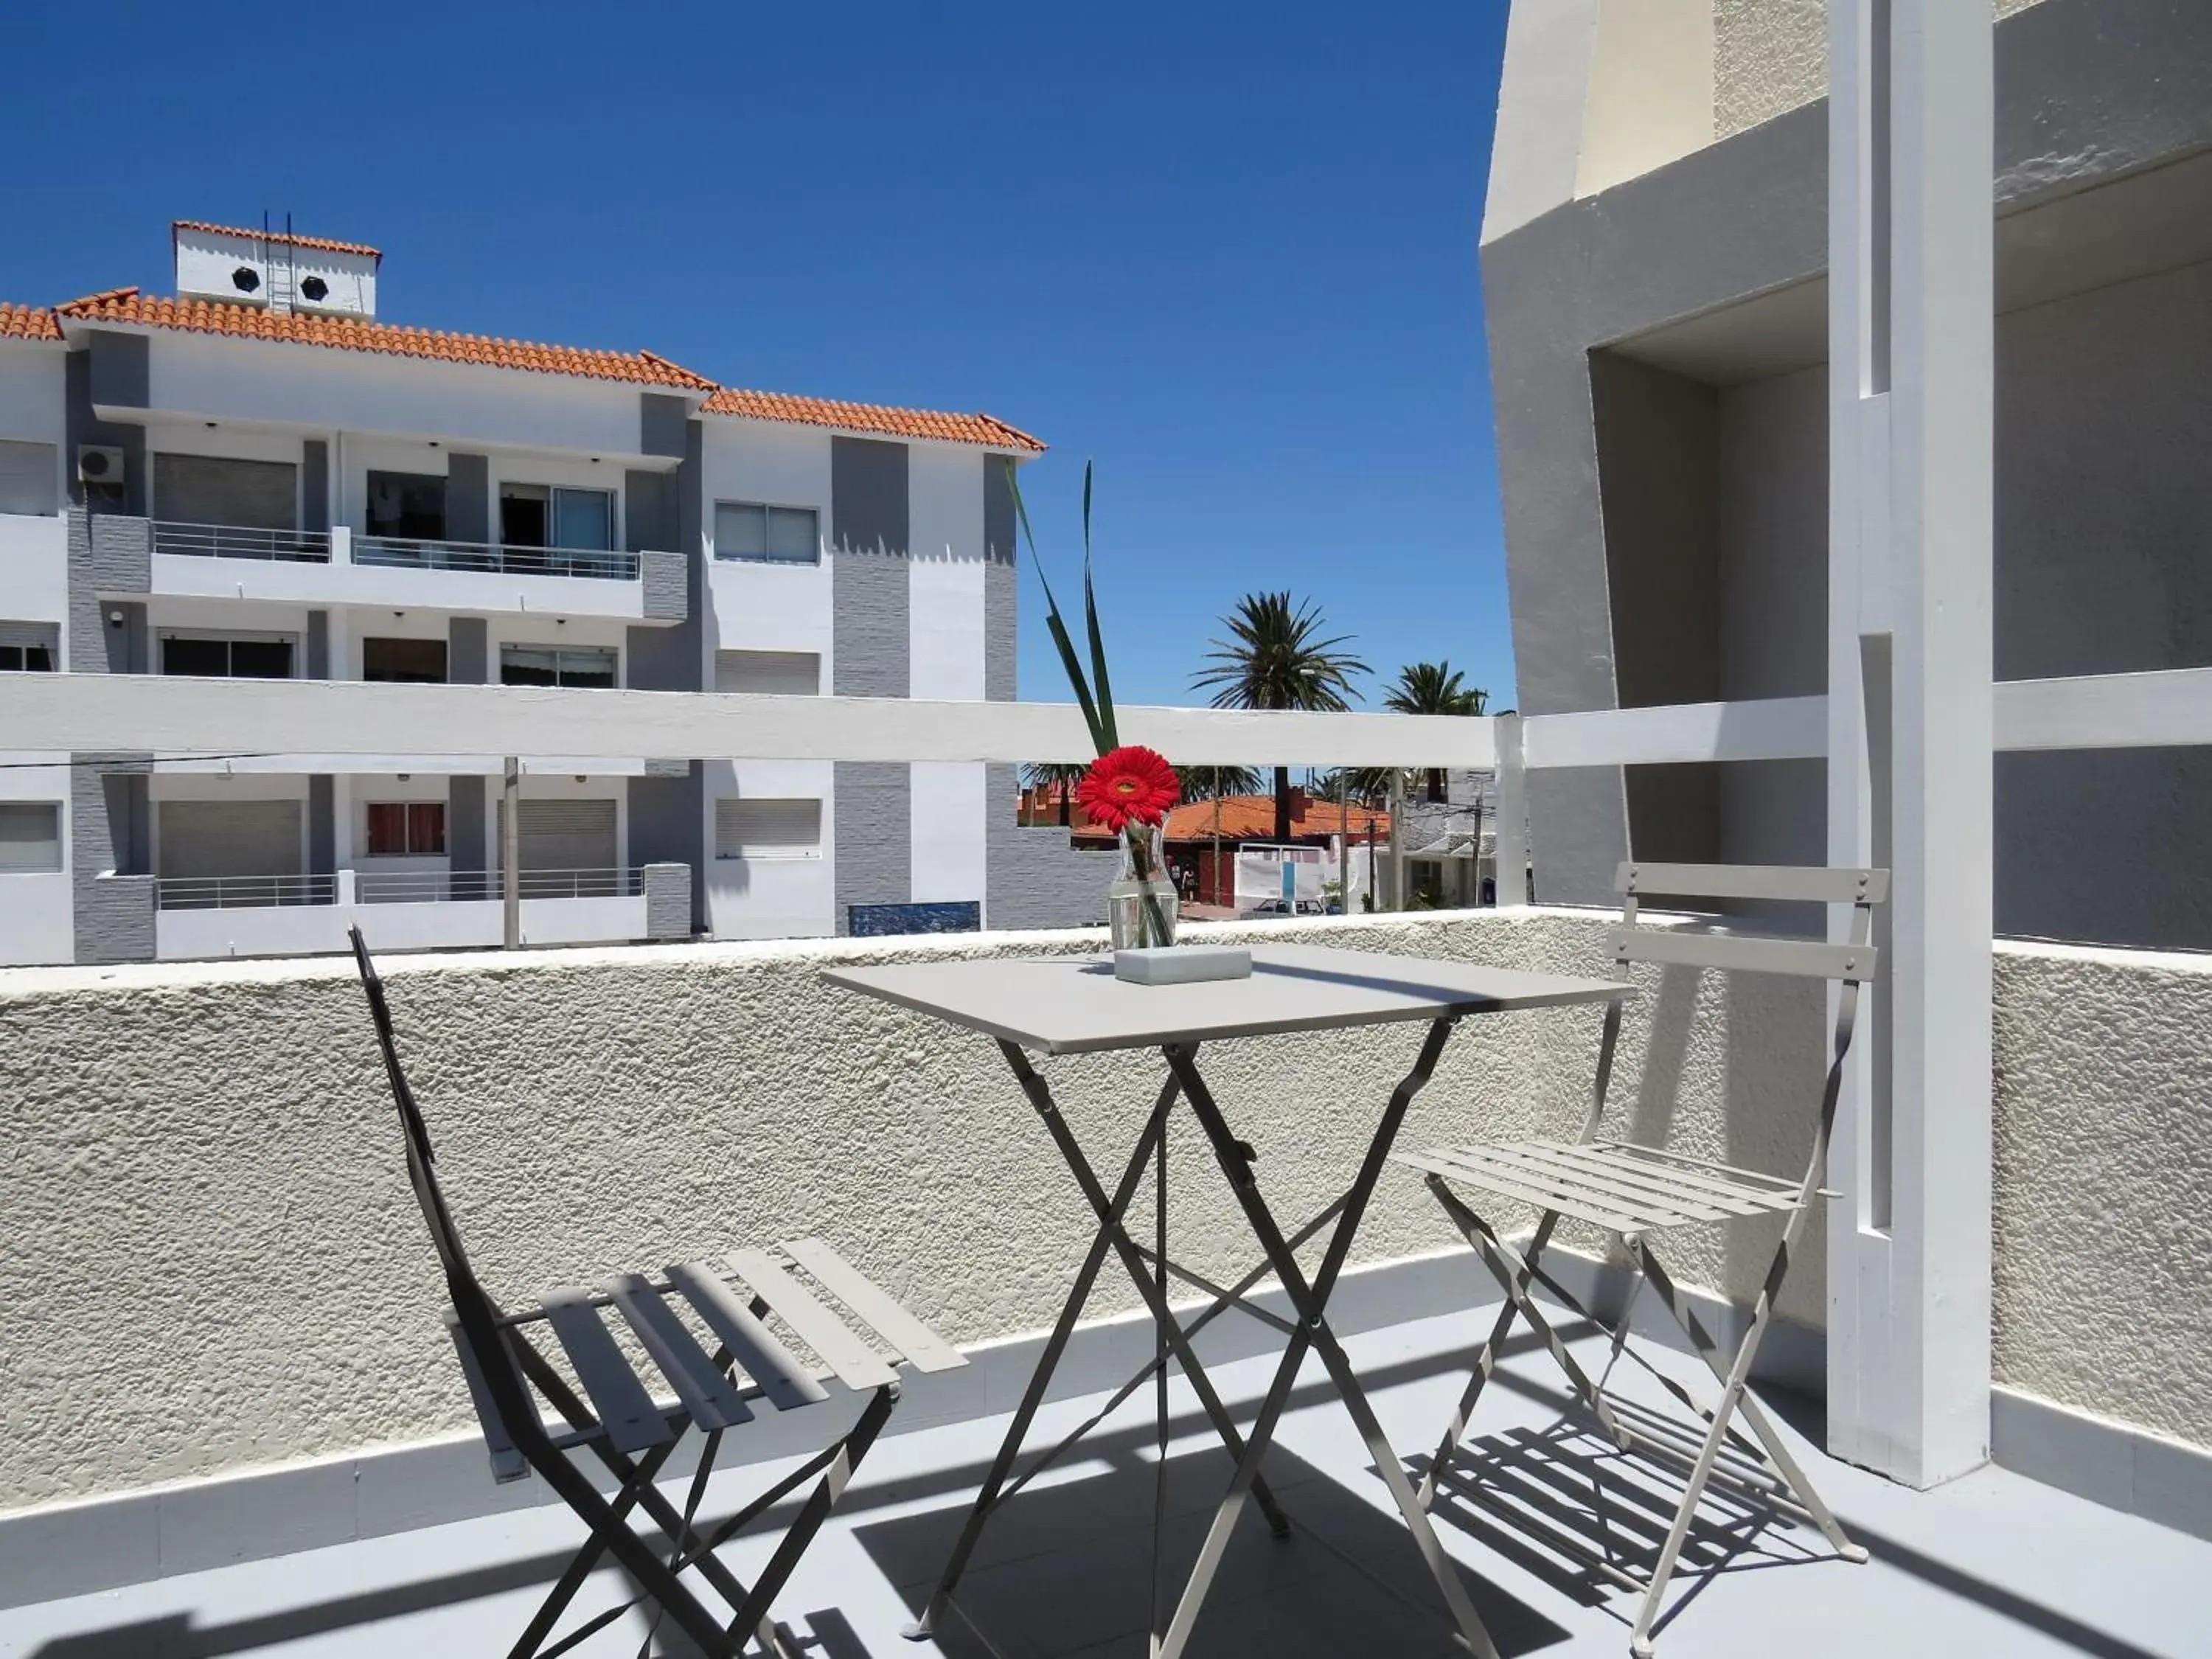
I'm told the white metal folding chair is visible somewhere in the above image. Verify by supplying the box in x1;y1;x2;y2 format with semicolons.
350;927;967;1659
1394;862;1883;1656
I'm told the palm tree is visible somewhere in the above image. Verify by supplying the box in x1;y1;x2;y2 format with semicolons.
1020;761;1088;827
1382;660;1488;803
1192;593;1368;839
1178;765;1265;908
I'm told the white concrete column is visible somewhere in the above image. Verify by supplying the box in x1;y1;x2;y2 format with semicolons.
1826;0;1994;1488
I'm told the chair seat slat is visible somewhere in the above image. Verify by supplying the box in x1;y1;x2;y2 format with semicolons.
606;1273;756;1432
541;1287;677;1454
1591;1142;1806;1208
779;1238;967;1374
445;1313;529;1484
1396;1150;1655;1232
665;1260;830;1412
1481;1141;1749;1222
725;1247;901;1391
1430;1146;1705;1228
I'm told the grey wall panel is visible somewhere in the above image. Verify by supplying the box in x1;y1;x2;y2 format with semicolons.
448;616;487;684
639;394;689;461
71;754;153;964
622;469;672;552
307;777;334;877
625;420;703;695
64;350;145;514
834;552;908;698
305;611;328;680
1591;352;1719;710
1717;365;1827;703
627;771;703;932
86;332;148;411
984;559;1018;703
302;440;329;534
984;453;1017;566
984;762;1115;931
65;512;148;674
833;762;909;932
445;453;489;544
832;437;909;558
448;776;486;877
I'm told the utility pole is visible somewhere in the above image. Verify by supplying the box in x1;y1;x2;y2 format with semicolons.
502;757;521;950
1386;775;1405;911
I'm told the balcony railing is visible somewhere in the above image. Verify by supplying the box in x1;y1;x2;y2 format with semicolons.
152;521;333;563
355;866;645;904
352;537;639;582
155;873;338;911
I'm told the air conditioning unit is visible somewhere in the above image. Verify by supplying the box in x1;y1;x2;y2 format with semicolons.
76;445;125;487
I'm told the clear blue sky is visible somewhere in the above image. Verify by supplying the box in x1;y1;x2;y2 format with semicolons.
0;0;1514;712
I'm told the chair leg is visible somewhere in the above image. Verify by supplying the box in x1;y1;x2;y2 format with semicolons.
522;1435;747;1659
1415;1189;1559;1507
1428;1181;1630;1450
1629;1238;1865;1564
509;1436;684;1658
724;1385;898;1649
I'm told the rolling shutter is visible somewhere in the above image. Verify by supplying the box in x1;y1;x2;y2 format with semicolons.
714;650;821;695
153;454;298;529
498;799;618;872
157;801;303;879
715;798;821;859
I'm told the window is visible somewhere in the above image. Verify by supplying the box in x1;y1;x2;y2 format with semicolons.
501;484;613;551
715;798;821;860
365;471;447;540
0;622;58;672
0;440;60;516
715;501;818;564
365;802;446;857
161;633;294;678
500;644;618;689
362;637;448;684
714;650;820;695
0;803;62;872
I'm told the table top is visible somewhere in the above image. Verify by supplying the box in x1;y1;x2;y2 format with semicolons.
822;943;1631;1055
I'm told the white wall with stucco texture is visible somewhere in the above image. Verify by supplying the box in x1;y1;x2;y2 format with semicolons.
1;908;2206;1516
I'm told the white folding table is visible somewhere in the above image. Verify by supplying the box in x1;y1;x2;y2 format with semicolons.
825;942;1631;1659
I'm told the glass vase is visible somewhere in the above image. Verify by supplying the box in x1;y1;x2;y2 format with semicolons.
1107;822;1180;950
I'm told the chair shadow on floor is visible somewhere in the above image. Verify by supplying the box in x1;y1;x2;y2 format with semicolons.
1402;1391;1828;1646
850;1439;1569;1659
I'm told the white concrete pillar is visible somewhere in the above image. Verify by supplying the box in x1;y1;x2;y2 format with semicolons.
1826;0;1994;1488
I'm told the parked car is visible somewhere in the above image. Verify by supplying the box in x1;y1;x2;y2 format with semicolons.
1243;897;1295;918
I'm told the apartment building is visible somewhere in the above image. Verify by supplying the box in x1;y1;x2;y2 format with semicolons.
0;220;1091;966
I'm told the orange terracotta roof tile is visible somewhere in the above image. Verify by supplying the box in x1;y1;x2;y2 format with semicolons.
52;288;717;392
0;303;61;341
704;386;1046;452
1157;795;1391;843
173;220;383;261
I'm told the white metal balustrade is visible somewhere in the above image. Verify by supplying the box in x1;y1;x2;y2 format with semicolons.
152;521;333;563
355;866;645;905
154;873;338;911
352;537;639;582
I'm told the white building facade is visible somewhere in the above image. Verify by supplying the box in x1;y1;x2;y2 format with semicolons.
0;220;1070;964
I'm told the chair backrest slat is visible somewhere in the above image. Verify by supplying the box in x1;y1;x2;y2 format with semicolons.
1617;860;1889;906
1609;925;1878;984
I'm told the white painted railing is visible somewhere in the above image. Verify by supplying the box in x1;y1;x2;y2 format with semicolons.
154;873;338;911
356;866;644;904
352;536;639;582
8;667;2212;911
152;521;333;564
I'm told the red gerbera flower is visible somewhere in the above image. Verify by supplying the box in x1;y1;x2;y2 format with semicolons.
1076;745;1180;833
